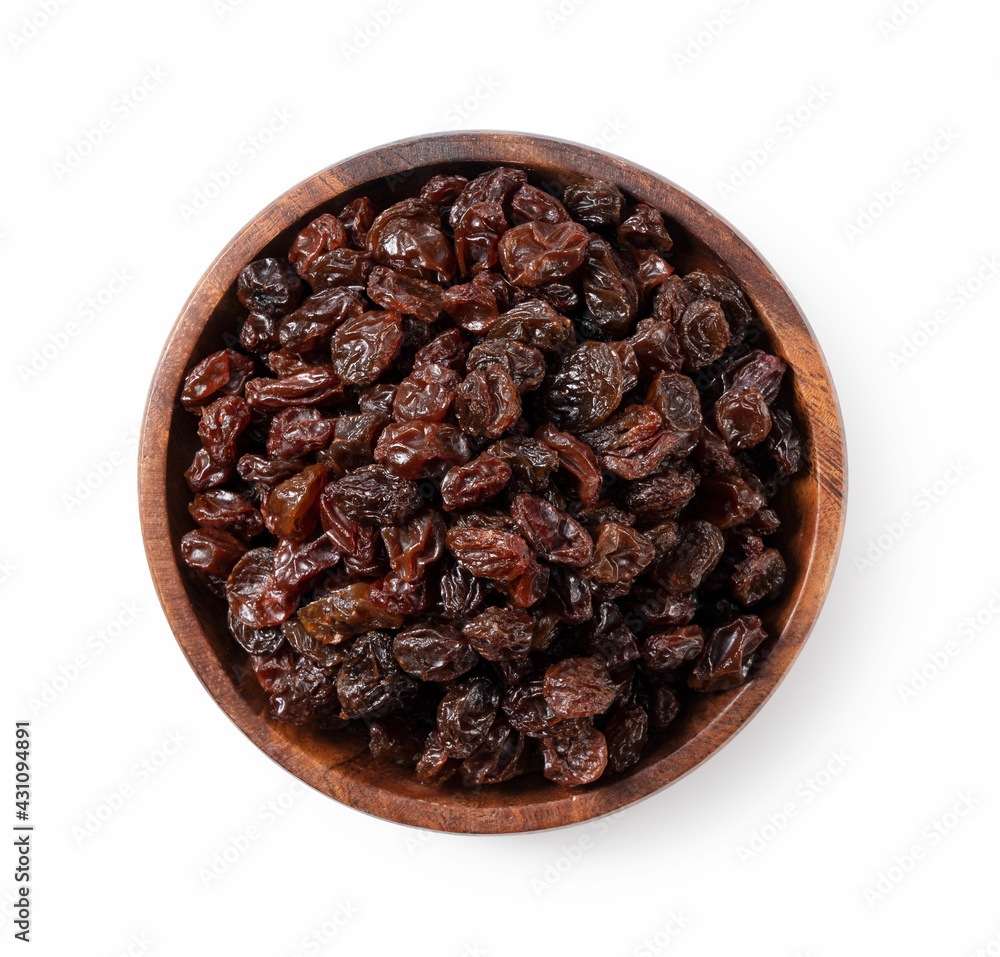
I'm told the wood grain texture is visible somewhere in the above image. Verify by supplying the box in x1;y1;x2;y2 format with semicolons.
138;131;847;834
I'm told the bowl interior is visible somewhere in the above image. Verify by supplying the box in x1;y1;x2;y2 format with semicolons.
144;133;845;833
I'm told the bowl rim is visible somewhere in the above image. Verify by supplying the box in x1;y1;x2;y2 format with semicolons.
138;130;847;834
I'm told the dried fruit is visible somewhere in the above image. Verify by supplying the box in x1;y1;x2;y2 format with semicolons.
180;164;801;789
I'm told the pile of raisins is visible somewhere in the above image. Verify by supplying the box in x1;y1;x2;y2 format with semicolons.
178;167;804;788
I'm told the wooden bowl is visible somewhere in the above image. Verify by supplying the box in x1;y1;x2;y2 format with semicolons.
139;131;846;834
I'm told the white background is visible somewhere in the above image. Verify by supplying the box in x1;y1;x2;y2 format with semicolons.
2;0;998;953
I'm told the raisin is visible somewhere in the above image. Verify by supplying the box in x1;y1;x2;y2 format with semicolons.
436;676;501;758
445;526;532;581
238;258;303;317
322;465;421;526
641;626;705;672
367;198;456;283
245;368;342;410
562;178;624;225
534;424;603;504
511;184;570;224
287;213;344;273
581;603;640;669
688;615;768;691
683;270;754;332
541;341;624;433
392;362;462;423
369;574;430;617
652;521;725;595
695;474;765;529
585;522;655;586
188;488;264;540
318;411;388;476
458;718;531;785
393;624;478;681
180;527;247;579
449;167;527;229
226;547;300;628
467;340;546;394
454;202;508;274
498;220;589;287
331;310;403;385
603;706;649;774
580;236;639;337
273;535;342;589
539;721;608;786
543;657;616;718
374;420;470;479
304;247;372;291
367;265;444;322
438;558;491;618
679;299;730;369
265;407;336;458
616;204;673;252
453;363;522;439
648;685;681;732
765;405;804;477
486;299;575;354
732;548;786;605
511;493;594;566
647;371;703;435
197;395;251;467
463;606;533;660
181;350;254;410
440;453;511;511
629;317;684;378
381;507;445;582
339;197;376;249
262;464;326;541
442;275;500;333
715;386;772;450
421;173;469;209
337;631;418;719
